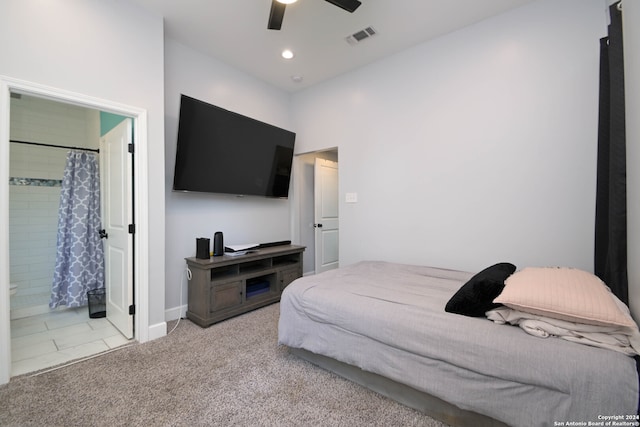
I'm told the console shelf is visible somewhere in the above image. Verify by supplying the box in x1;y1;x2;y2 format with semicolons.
185;245;305;327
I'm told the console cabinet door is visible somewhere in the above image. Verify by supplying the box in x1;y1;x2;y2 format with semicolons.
211;280;242;312
280;267;302;291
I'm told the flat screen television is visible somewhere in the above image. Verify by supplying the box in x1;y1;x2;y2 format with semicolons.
173;95;296;198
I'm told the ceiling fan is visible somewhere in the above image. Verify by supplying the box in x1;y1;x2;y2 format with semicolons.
268;0;362;30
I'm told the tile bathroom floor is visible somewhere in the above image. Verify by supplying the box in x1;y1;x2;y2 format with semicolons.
10;307;132;377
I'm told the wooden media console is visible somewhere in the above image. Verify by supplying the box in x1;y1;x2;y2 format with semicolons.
185;245;305;327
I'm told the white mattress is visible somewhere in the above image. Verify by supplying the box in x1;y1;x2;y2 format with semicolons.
278;261;639;427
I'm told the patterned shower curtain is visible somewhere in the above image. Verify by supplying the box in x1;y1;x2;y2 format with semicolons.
50;150;105;308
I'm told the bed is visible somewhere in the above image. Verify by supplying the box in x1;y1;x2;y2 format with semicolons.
278;261;640;427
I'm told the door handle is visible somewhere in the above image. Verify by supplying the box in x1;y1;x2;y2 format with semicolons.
314;223;323;228
99;229;109;239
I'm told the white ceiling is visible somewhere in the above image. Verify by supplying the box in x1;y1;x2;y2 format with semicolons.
128;0;538;92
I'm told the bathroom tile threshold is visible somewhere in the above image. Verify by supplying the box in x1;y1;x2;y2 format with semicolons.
10;307;132;377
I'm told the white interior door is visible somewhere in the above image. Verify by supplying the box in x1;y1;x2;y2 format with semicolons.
100;119;134;339
314;158;339;273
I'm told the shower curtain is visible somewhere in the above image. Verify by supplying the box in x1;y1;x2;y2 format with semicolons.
50;150;105;308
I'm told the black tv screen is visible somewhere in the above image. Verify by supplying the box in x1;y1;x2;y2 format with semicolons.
173;95;296;198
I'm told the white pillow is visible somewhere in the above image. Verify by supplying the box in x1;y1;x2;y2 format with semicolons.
494;267;635;328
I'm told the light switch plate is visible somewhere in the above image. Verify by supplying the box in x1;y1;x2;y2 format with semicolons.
345;192;358;203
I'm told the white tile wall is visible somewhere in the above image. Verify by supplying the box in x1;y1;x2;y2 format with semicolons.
10;95;98;149
9;95;100;316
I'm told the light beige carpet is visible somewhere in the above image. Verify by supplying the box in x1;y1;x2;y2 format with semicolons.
0;303;449;426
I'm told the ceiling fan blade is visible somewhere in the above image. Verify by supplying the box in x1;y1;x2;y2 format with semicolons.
324;0;362;13
268;1;286;30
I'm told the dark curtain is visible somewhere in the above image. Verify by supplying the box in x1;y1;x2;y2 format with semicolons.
595;2;627;304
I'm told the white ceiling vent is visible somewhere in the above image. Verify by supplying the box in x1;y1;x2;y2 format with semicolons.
345;26;377;45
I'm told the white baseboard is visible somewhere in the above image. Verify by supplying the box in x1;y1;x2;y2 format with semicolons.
147;321;167;341
165;304;187;323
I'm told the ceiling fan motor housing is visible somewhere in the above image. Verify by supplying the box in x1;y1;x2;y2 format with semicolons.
268;0;362;30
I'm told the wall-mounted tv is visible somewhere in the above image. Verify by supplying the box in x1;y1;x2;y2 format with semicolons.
173;95;296;198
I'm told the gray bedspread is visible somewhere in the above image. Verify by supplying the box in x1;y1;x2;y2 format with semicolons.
278;261;639;427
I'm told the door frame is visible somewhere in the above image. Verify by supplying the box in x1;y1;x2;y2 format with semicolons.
291;149;339;275
0;76;150;384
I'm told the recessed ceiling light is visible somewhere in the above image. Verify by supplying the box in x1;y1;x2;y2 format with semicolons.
281;49;295;59
277;0;297;4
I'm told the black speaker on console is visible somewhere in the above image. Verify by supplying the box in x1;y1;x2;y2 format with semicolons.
213;231;224;257
196;237;210;259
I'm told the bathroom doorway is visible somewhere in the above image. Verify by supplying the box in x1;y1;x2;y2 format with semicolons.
6;92;133;376
0;77;152;385
0;76;152;384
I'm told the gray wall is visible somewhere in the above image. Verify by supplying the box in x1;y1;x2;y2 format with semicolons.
6;0;634;323
163;38;294;317
292;0;607;274
0;0;166;334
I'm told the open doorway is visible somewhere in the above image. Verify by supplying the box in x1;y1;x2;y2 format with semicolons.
294;149;338;275
7;94;132;376
0;77;151;385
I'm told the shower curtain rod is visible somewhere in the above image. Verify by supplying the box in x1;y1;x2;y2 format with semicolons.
10;139;99;153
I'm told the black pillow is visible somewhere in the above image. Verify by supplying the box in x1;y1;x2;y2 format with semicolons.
444;262;517;317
